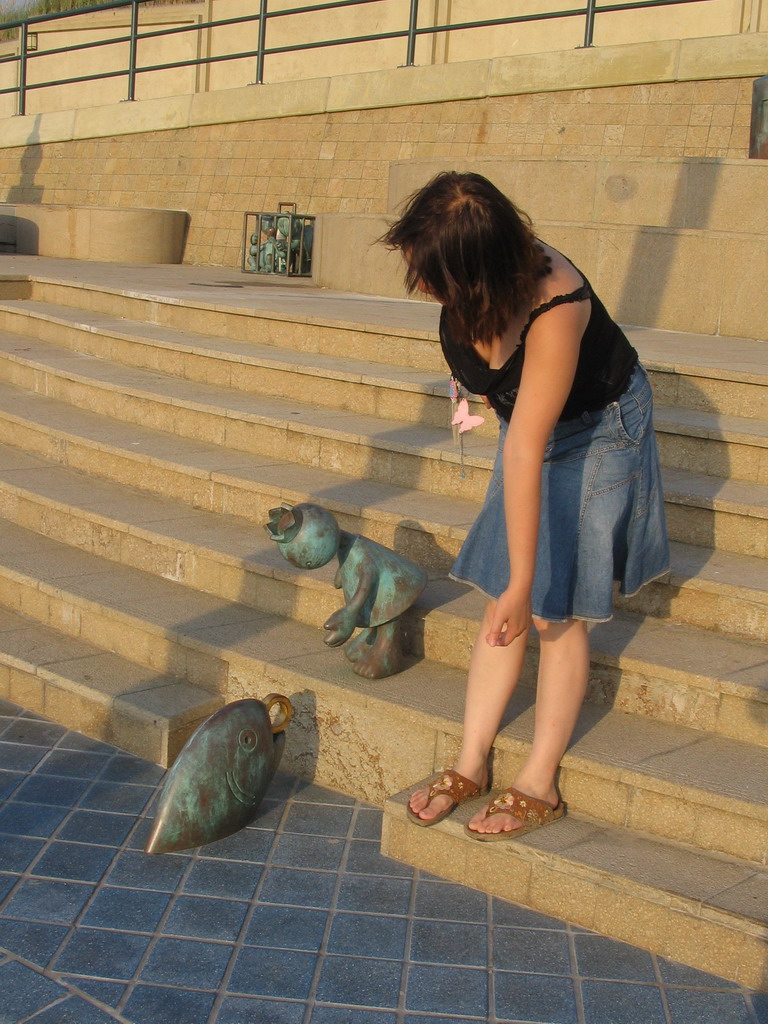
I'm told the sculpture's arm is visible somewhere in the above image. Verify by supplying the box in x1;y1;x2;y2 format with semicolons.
323;562;376;646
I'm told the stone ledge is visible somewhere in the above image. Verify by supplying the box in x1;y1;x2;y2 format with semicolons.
1;203;188;264
0;31;765;149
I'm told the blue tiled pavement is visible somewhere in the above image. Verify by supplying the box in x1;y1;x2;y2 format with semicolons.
0;697;765;1024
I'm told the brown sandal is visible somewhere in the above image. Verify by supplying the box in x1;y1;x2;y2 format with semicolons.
407;769;489;828
465;786;564;841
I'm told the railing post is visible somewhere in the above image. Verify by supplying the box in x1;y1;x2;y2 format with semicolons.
405;0;419;67
255;0;268;84
583;0;596;47
127;0;139;100
17;22;28;116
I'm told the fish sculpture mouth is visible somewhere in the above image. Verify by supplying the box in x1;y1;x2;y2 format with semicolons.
226;769;260;807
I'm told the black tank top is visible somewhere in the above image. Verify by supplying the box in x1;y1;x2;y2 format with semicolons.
439;270;638;423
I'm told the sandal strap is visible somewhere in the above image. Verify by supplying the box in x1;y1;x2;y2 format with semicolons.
426;769;482;805
486;787;558;826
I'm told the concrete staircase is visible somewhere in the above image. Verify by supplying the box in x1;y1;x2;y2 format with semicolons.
0;260;765;990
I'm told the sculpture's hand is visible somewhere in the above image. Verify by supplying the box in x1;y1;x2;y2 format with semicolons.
323;607;358;647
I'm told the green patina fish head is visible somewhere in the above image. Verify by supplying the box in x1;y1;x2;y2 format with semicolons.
145;695;293;855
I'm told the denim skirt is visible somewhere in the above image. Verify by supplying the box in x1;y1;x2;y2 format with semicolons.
450;363;670;622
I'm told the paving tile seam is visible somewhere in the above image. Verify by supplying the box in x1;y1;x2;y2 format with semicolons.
0;947;131;1023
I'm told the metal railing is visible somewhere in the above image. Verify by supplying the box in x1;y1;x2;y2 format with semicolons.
1;0;723;118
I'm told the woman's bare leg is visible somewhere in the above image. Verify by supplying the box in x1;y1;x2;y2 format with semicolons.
467;617;589;834
409;599;529;821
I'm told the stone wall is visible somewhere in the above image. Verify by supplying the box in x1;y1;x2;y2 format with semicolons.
0;76;754;269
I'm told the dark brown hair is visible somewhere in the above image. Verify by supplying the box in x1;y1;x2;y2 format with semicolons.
381;171;550;345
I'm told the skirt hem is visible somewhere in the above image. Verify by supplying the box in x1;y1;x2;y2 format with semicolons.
448;562;672;625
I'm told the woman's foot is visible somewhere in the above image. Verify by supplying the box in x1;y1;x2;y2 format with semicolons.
466;778;560;836
408;764;488;825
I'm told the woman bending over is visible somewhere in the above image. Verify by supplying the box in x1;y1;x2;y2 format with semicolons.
382;171;669;839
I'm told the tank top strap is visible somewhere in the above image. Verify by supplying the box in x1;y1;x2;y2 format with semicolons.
519;282;591;345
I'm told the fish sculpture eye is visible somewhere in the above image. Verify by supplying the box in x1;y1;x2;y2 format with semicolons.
238;728;258;750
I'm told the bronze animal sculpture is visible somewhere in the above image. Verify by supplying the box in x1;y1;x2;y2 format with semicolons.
265;502;427;678
145;694;293;855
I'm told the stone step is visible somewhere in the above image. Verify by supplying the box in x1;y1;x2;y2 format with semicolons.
0;456;765;750
0;388;766;643
381;789;768;991
2;275;766;419
663;468;768;559
0;606;221;767
0;278;445;373
0;326;492;500
1;297;767;479
0;518;765;868
0;334;766;556
0;297;457;433
654;404;768;484
638;328;768;422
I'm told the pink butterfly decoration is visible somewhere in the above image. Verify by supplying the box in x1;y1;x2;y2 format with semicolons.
451;399;485;434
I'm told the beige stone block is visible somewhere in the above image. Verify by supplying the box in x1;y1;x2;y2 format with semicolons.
0;575;26;615
10;202;187;264
528;864;599;931
43;683;109;739
74;94;192;141
331;61;490;114
601;889;766;989
19;587;51;626
77;611;152;664
404;824;472;886
0;109;76;148
108;707;167;765
674;373;765;420
515;160;598;224
656;432;749;482
678;31;768;81
626;787;700;846
46;599;83;639
593;158;690;228
558;767;630;826
716;692;768;748
594;225;725;335
719;235;768;343
195;78;331;126
380;814;409;862
184;556;235;603
0;664;10;698
490;40;678;97
602;665;719;733
694;807;768;864
9;667;44;711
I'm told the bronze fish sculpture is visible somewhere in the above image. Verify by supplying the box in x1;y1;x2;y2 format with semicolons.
145;694;293;855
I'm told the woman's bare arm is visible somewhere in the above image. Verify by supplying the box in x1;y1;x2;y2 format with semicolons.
486;298;590;646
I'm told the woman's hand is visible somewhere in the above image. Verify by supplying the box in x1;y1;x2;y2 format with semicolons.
486;586;532;647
